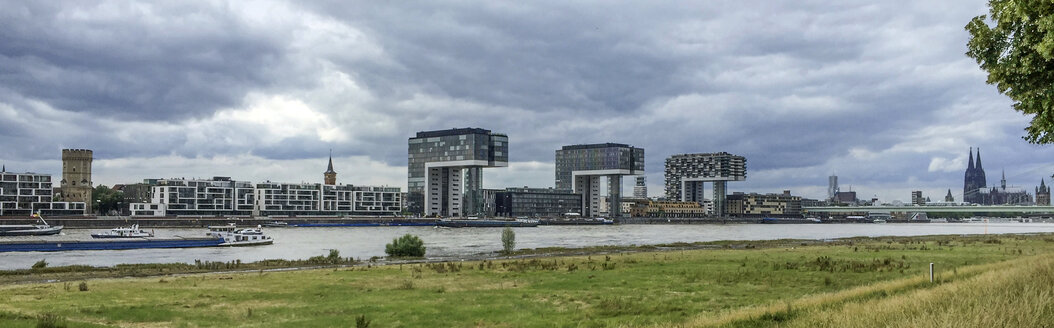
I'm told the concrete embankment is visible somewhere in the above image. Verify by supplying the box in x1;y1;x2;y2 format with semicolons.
0;216;437;229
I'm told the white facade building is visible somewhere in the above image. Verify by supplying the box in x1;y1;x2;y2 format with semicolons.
1;171;86;216
130;178;401;217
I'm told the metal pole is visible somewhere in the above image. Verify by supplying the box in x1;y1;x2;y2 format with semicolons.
929;263;934;283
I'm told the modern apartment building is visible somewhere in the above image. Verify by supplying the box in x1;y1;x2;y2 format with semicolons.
911;191;924;206
555;143;644;217
408;128;508;217
725;192;802;217
142;177;256;217
0;170;86;216
664;152;746;217
493;187;582;217
132;179;401;217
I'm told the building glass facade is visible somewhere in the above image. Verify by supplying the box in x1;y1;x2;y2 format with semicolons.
494;187;582;217
554;143;644;217
407;128;508;216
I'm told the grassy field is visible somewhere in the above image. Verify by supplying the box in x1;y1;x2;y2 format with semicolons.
0;234;1052;327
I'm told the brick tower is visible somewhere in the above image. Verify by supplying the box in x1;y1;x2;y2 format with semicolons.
61;149;94;213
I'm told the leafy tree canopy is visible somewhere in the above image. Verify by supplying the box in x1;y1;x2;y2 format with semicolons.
966;1;1054;144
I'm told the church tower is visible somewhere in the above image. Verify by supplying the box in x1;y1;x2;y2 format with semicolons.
1038;179;1051;206
963;147;988;204
324;151;337;185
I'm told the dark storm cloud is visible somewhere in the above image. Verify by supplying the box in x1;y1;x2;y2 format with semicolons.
0;2;287;120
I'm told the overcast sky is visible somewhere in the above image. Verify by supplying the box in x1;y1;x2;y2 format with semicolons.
2;1;1052;202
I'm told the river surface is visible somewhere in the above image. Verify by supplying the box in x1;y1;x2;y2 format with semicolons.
2;222;1053;270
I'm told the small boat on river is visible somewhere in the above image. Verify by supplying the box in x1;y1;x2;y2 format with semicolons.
207;224;274;246
0;213;63;236
91;224;154;238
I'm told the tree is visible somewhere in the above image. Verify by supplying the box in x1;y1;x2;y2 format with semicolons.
966;1;1054;144
385;234;426;257
92;185;124;215
501;227;516;255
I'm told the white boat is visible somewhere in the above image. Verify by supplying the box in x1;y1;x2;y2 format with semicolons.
91;224;153;238
872;219;888;224
206;224;274;246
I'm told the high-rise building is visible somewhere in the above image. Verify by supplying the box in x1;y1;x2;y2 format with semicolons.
60;149;93;213
911;191;924;206
324;151;337;185
664;152;746;217
828;176;839;201
1037;179;1051;206
963;147;987;204
556;143;644;217
633;176;647;198
408;128;508;217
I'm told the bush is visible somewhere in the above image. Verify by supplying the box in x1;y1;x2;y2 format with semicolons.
385;234;426;257
32;259;47;270
77;281;88;292
501;227;516;254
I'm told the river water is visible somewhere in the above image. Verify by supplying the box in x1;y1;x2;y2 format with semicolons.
2;222;1053;270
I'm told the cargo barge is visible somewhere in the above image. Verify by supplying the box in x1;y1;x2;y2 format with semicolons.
0;237;225;252
437;218;539;228
292;222;436;227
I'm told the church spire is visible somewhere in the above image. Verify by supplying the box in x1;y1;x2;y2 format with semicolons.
975;148;983;171
323;150;337;185
325;149;336;174
967;147;975;170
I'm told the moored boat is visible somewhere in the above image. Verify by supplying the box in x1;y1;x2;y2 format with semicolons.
207;224;274;246
91;224;154;238
0;213;63;236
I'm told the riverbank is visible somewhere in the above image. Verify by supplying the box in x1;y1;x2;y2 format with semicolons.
1;233;1052;327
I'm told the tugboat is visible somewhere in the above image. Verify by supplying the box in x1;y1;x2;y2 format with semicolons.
207;224;274;246
91;224;154;238
0;213;63;236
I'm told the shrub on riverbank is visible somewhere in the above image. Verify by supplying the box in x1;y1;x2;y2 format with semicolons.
501;227;515;255
385;234;425;257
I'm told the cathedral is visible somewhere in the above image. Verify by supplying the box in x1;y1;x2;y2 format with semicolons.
962;148;987;204
962;147;1033;205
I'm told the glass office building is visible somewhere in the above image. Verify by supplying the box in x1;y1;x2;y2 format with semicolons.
554;143;644;217
408;128;508;216
494;187;582;217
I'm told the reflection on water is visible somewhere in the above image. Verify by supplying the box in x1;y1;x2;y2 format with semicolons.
2;223;1053;270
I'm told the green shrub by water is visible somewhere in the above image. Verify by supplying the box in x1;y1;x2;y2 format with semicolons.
385;234;425;257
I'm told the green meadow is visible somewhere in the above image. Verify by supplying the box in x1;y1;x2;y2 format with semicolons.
1;233;1052;327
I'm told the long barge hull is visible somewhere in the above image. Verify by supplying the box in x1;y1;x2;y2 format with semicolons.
292;222;436;227
437;221;539;228
0;237;225;252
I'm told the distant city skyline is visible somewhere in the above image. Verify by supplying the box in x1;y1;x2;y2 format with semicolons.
2;1;1054;202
